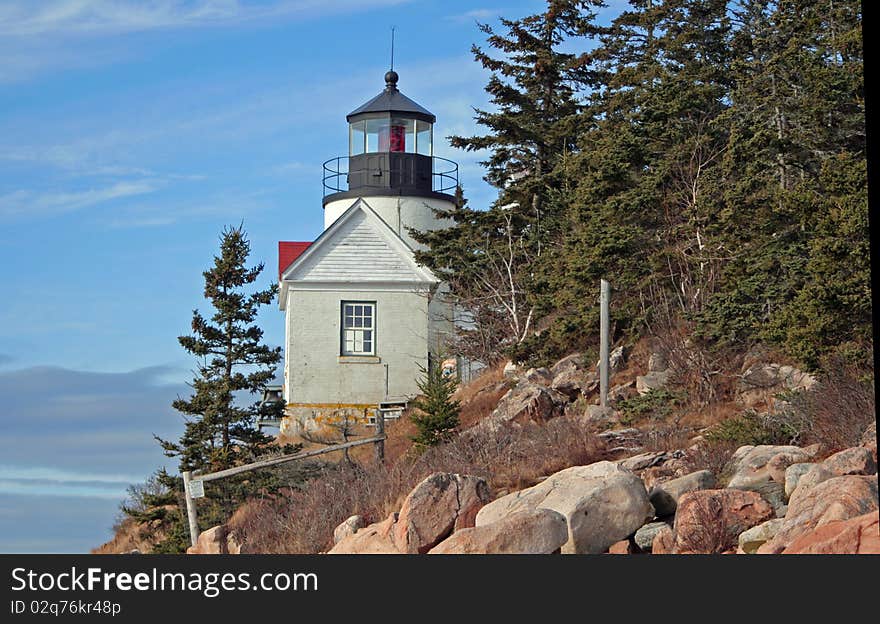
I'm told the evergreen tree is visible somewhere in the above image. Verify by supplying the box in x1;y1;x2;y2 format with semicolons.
157;224;281;472
150;225;303;551
409;356;461;447
451;0;606;268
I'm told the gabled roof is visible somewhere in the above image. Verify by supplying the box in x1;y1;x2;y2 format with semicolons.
278;242;311;279
279;198;438;309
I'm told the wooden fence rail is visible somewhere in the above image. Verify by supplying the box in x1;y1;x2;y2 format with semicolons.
182;412;386;547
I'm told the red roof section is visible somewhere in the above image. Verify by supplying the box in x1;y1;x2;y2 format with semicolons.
278;241;312;279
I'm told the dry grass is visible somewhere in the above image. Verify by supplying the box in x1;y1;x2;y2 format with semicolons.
789;354;876;452
228;415;607;554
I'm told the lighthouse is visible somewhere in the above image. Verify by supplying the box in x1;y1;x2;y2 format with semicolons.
323;69;459;247
276;71;458;435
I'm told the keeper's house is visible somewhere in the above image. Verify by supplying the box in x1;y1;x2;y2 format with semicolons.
276;70;458;434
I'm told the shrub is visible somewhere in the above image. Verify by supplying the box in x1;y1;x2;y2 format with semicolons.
703;410;799;447
616;389;682;425
409;358;461;447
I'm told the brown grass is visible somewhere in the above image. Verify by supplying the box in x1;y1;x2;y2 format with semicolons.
228;416;607;553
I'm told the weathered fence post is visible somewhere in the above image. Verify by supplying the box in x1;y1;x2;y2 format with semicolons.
599;279;610;408
375;408;385;462
182;470;200;548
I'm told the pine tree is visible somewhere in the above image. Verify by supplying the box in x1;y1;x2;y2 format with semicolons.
451;0;605;243
157;224;281;473
409;356;461;448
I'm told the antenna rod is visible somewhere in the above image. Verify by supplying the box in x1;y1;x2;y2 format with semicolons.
390;26;395;71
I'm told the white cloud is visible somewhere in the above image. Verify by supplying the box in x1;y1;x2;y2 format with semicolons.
0;180;160;220
0;0;412;37
446;8;500;23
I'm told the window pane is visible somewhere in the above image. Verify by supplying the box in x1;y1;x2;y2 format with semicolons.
354;305;362;316
363;341;371;352
363;306;372;318
363;330;372;342
349;121;365;156
354;317;362;328
416;120;432;155
366;118;387;153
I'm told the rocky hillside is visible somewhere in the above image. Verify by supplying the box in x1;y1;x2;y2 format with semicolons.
184;346;878;555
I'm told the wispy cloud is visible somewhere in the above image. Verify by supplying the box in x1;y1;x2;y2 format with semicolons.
0;0;412;37
447;8;501;23
0;180;160;221
0;466;142;500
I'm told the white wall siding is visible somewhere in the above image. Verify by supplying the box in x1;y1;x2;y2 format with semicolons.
286;287;434;405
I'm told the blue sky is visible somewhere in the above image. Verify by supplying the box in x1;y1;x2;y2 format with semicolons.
0;0;624;553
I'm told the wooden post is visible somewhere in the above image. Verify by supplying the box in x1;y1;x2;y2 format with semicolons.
600;279;610;408
375;408;385;462
182;470;200;548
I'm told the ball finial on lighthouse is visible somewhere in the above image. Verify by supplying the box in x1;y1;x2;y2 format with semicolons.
384;70;399;91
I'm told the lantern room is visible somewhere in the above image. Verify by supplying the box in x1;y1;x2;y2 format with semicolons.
323;70;457;205
347;70;434;156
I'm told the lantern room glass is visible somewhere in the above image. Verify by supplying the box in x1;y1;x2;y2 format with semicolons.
416;120;432;156
350;117;431;155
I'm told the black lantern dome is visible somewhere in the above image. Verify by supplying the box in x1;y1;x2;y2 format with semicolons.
322;72;457;205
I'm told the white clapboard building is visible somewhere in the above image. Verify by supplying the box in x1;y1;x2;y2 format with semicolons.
276;70;458;434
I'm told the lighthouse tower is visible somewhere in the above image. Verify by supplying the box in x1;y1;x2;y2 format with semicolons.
322;69;458;246
276;71;458;435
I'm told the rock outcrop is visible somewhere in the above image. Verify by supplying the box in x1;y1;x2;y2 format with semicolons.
671;489;775;554
392;473;491;554
475;461;654;554
328;513;401;554
757;475;879;554
648;470;716;517
428;509;568;554
781;511;880;554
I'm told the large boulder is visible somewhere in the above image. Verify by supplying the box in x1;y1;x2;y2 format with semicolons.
550;353;586;377
187;525;229;555
328;513;401;554
821;447;877;477
726;444;816;490
757;475;879;554
635;371;671;395
475;461;654;554
392;473;491;554
738;518;785;554
333;515;366;545
737;362;816;408
784;463;816;499
486;383;568;430
649;470;716;517
672;489;775;554
552;367;598;401
428;509;568;555
782;511;880;554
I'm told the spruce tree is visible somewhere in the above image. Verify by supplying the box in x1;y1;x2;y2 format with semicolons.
409;357;461;447
451;0;604;241
157;224;281;472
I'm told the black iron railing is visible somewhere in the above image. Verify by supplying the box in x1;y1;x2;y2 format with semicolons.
322;155;459;196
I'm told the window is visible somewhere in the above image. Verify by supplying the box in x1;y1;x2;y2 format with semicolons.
341;302;375;356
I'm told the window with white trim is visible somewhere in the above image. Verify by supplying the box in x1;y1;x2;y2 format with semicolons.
341;301;376;356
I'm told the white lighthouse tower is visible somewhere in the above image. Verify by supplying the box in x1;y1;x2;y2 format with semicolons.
276;70;458;434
